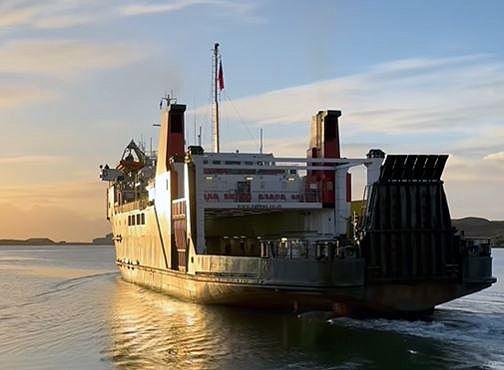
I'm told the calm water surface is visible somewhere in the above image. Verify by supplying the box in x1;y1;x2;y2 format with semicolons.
0;245;502;369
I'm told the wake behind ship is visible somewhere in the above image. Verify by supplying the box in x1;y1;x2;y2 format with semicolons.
100;47;495;316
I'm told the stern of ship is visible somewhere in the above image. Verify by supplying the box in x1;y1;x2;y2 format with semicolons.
357;154;496;314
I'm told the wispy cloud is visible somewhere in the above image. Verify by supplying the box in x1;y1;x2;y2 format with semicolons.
32;14;98;29
195;54;504;169
0;85;58;108
0;0;258;30
0;181;108;221
121;0;217;16
0;3;42;28
0;179;109;240
0;201;109;242
0;38;147;111
0;0;107;30
120;0;257;19
0;39;145;78
0;155;65;165
196;54;504;137
484;152;504;162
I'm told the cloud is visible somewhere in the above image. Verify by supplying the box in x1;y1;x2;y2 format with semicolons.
0;38;147;110
0;202;110;242
195;54;504;137
121;0;214;16
452;127;504;158
0;181;108;221
0;177;110;242
120;0;257;18
0;86;58;108
0;0;258;30
484;152;504;161
445;155;504;182
443;154;504;220
0;39;145;78
33;14;97;29
0;3;41;28
0;0;104;30
0;155;65;165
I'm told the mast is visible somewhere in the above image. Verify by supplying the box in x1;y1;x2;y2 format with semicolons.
260;128;263;154
212;43;220;153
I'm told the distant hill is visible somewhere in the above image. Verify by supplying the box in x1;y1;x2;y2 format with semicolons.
92;233;114;245
0;233;114;246
0;238;57;246
452;217;504;245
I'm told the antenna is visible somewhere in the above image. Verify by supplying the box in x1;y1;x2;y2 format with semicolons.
159;93;176;111
193;96;197;145
212;43;220;153
260;128;263;154
198;126;202;146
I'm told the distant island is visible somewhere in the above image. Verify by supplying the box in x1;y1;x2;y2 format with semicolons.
452;217;503;247
0;233;114;246
0;219;502;247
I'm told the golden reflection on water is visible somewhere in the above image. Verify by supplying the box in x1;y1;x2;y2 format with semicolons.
104;278;408;369
107;280;233;369
104;278;463;370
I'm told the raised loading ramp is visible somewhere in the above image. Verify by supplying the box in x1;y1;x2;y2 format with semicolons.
360;155;461;283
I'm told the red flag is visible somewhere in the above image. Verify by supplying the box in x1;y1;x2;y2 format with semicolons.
218;60;224;90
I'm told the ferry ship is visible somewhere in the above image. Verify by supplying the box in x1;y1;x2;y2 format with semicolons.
100;44;495;315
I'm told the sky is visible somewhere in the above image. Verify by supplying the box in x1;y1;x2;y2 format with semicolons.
0;0;503;241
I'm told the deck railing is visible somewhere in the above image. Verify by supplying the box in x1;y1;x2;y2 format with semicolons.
115;198;151;213
258;239;357;260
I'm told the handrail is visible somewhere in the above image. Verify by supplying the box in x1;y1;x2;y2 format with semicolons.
115;198;151;213
258;238;357;260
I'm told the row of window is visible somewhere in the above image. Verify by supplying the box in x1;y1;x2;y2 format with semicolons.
128;213;146;226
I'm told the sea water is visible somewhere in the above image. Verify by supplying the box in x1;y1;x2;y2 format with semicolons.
0;245;502;369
